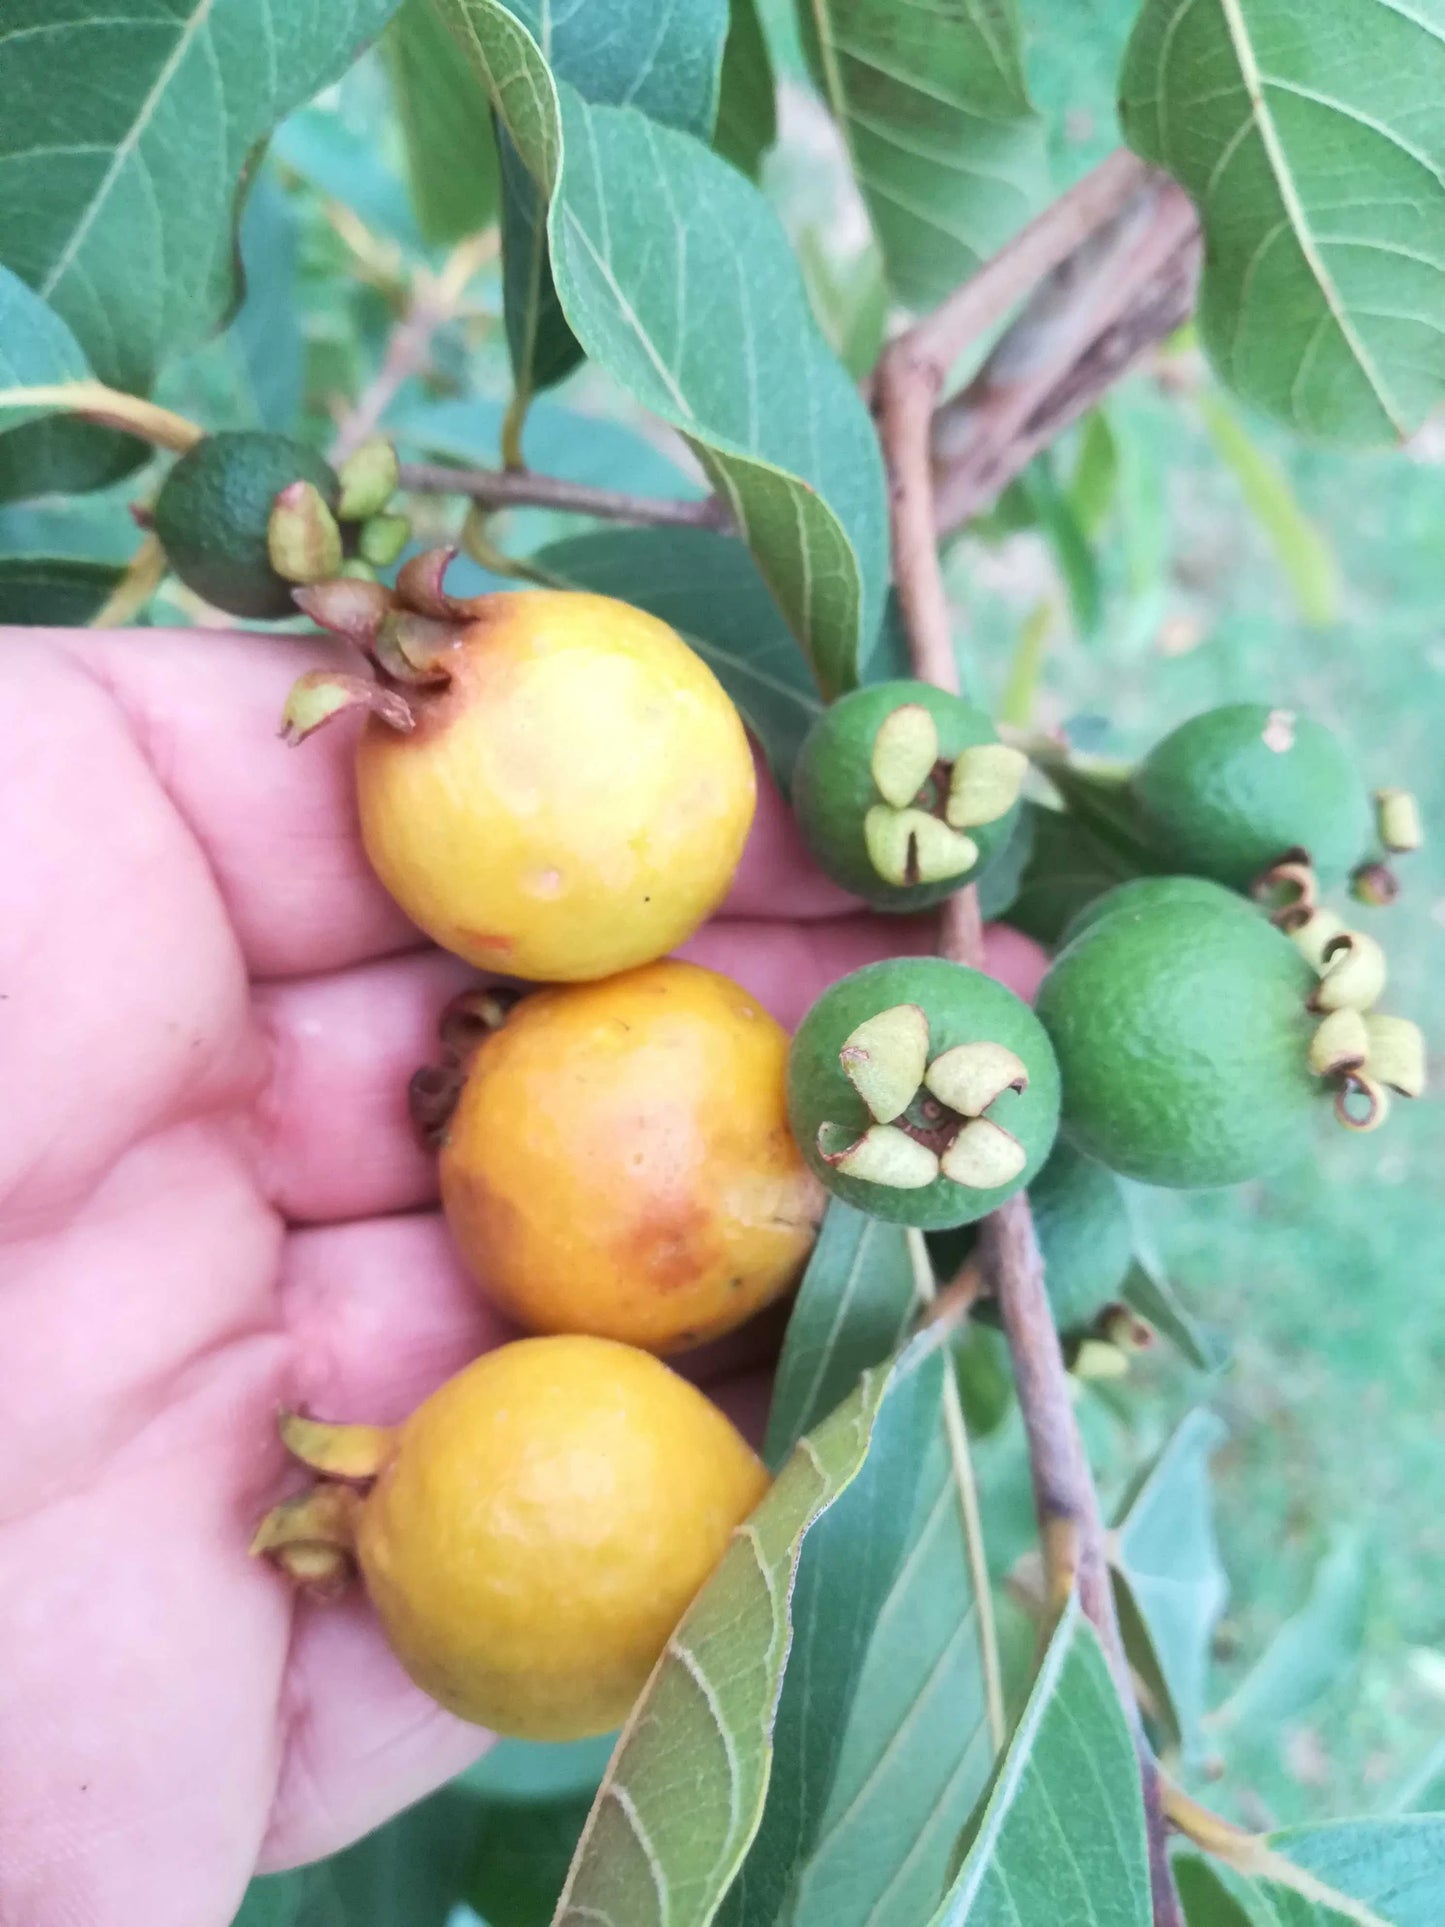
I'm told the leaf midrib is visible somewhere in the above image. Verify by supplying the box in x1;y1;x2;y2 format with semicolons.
40;0;218;303
1214;0;1408;436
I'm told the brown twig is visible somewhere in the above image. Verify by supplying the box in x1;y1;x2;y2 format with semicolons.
398;461;732;531
933;179;1201;533
874;148;1188;1927
872;148;1159;704
331;235;496;465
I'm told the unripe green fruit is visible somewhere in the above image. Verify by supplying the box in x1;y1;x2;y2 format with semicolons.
1131;704;1371;890
1036;880;1320;1187
792;682;1022;910
1059;874;1254;948
786;957;1060;1229
155;431;341;618
1027;1141;1134;1331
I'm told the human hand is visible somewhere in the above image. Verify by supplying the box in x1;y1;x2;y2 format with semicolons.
0;623;1044;1927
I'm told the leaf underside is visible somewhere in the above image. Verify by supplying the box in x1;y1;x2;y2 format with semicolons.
1122;0;1445;444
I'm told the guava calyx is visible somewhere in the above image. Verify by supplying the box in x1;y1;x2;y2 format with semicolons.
1308;930;1387;1013
1363;1014;1426;1099
279;1412;397;1481
280;670;415;744
409;987;522;1147
250;1482;363;1596
871;703;939;806
251;1412;396;1596
864;806;978;886
282;546;485;745
862;706;1025;887
1297;917;1424;1131
1375;787;1423;855
821;1003;1028;1192
1350;860;1400;907
946;744;1029;831
1251;847;1317;928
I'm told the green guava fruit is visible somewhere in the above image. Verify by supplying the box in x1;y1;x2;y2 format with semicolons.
792;682;1024;911
154;431;341;619
1027;1140;1135;1331
1058;874;1255;948
1035;879;1321;1187
786;956;1060;1229
1131;704;1371;889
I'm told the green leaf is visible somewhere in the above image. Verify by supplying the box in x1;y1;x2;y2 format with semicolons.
719;1348;951;1925
0;0;404;397
385;0;501;245
764;1202;920;1467
1211;1531;1371;1741
158;172;305;433
1177;1816;1445;1926
1068;409;1121;540
716;0;778;179
1121;0;1445;444
437;0;889;693
1002;801;1143;948
0;486;137;623
1111;1410;1229;1757
470;1790;598;1927
796;231;890;381
0;267;90;431
1118;1252;1224;1376
484;0;730;429
798;0;1044;310
0;555;122;624
782;1407;998;1924
528;526;823;787
974;793;1036;921
928;1597;1152;1926
1019;455;1102;639
1197;388;1342;626
498;131;582;412
554;1341;928;1926
0;487;141;566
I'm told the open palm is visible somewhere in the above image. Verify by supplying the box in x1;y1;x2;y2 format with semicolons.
0;623;1042;1927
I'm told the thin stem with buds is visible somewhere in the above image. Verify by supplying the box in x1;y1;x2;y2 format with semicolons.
398;461;731;530
873;148;1186;1927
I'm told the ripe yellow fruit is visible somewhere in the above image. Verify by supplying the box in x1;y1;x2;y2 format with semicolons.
439;962;824;1351
355;591;756;980
257;1338;770;1740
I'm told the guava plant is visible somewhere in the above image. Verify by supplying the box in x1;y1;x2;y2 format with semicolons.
0;1;1440;1925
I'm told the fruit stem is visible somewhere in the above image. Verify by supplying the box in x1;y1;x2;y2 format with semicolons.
876;149;1184;1927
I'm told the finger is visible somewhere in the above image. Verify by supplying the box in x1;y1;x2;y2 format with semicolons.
280;1212;508;1425
260;1591;491;1873
0;634;260;1226
254;950;477;1225
256;1214;515;1870
678;914;1047;1031
0;1339;292;1927
63;626;423;981
720;744;858;921
62;628;855;984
